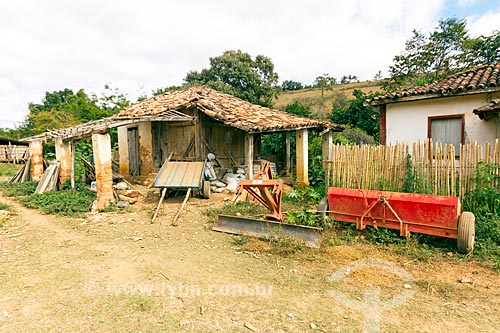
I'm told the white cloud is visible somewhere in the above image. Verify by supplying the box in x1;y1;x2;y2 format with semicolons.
466;9;500;36
459;0;480;8
0;0;447;128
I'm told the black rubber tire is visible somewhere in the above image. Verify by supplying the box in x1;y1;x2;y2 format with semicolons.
202;180;211;199
317;196;328;221
457;211;475;254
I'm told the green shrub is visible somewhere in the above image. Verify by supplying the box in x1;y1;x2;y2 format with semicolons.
19;188;96;217
285;186;322;205
286;208;322;227
463;163;500;245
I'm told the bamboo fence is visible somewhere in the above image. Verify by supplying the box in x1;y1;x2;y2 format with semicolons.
325;139;500;200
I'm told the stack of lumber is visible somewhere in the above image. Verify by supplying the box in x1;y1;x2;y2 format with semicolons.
34;162;60;193
81;157;132;188
9;159;32;183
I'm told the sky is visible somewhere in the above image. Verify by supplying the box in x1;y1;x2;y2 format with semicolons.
0;0;499;128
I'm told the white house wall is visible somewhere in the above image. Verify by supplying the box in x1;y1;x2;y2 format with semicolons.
386;92;500;146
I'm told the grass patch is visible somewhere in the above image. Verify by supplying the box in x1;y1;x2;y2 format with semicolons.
0;181;37;197
205;201;268;220
0;163;19;177
0;201;12;211
19;188;96;217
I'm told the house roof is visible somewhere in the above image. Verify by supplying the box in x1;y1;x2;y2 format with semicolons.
0;137;28;146
367;63;500;106
114;86;341;133
24;111;193;142
473;98;500;120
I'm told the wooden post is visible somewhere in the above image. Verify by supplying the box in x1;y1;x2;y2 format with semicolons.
322;130;333;169
29;140;44;181
70;141;76;189
117;125;130;175
284;132;291;176
322;130;333;193
245;133;254;179
194;110;201;161
55;137;73;187
92;133;115;210
296;129;309;187
138;122;153;176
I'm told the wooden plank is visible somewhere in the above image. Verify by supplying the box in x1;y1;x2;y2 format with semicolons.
172;188;192;226
35;164;57;193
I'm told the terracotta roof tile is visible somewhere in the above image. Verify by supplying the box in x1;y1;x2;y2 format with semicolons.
114;86;342;133
367;63;500;105
473;98;500;120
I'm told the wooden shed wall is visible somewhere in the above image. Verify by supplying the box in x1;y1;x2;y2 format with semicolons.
150;107;260;169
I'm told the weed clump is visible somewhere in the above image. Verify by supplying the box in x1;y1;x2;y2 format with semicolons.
20;189;95;217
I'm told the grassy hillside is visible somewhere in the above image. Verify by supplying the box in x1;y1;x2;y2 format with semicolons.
274;80;383;118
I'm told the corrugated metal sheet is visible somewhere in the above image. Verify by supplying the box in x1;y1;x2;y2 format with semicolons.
154;161;205;189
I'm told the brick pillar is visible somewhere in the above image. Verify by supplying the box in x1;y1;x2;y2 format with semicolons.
296;129;309;187
138;122;153;175
29;140;44;181
92;133;114;210
117;126;130;175
55;137;72;187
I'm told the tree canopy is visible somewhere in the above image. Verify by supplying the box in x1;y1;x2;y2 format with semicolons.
330;89;379;139
184;50;280;107
281;80;304;92
5;86;130;138
385;18;500;91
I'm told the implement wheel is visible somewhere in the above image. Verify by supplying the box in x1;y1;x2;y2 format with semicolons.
457;211;475;254
202;180;211;199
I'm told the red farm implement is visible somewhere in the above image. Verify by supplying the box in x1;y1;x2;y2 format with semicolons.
319;187;475;253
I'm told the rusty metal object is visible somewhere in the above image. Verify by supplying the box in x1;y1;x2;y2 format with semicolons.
233;162;284;221
213;215;322;248
325;187;475;253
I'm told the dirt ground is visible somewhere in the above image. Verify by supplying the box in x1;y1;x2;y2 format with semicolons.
0;187;499;333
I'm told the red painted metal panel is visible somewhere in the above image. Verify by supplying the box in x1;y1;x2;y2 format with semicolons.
327;187;460;238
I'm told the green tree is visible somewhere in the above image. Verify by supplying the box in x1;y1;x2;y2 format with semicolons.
385;18;499;91
95;84;130;113
152;85;182;96
314;74;337;118
462;30;500;66
21;86;130;137
313;74;336;98
330;89;379;138
284;101;312;118
184;50;280;107
340;74;359;84
281;80;304;92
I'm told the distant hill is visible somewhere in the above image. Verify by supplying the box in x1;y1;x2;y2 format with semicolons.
274;80;383;118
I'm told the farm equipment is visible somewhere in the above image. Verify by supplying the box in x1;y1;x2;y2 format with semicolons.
152;159;211;225
319;187;475;253
212;162;322;247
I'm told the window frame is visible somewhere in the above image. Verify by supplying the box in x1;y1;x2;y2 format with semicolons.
427;114;465;146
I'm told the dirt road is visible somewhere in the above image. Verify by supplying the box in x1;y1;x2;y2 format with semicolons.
0;191;498;332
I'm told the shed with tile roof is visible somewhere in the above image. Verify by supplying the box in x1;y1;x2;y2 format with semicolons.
113;86;342;185
366;63;500;148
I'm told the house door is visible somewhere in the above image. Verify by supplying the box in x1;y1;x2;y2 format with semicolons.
127;127;140;176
